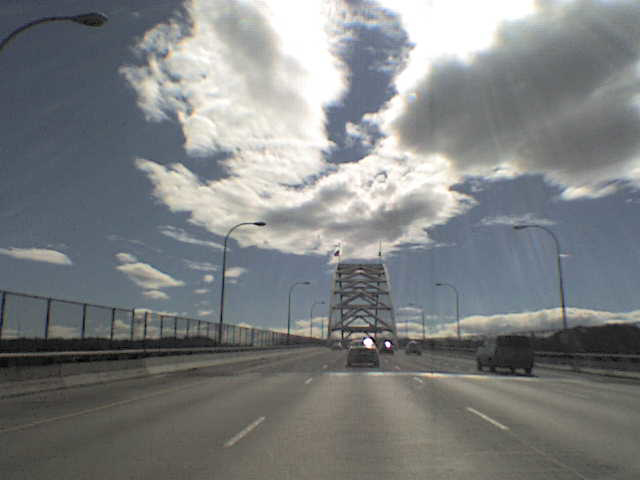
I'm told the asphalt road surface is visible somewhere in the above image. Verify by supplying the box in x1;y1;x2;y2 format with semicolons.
2;347;639;479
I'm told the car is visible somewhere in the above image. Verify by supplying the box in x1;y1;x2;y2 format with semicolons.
405;341;422;355
346;345;380;367
476;335;534;374
379;339;395;354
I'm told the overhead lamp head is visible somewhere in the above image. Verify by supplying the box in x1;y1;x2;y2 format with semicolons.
71;12;108;27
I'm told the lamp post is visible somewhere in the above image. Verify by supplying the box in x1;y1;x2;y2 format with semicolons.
1;12;108;52
514;224;568;330
217;221;266;343
288;281;311;344
310;300;325;338
435;282;460;340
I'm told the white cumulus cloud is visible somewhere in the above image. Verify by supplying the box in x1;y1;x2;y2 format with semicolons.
143;290;170;300
115;252;138;264
203;274;214;283
158;226;223;250
479;214;555;227
0;247;72;265
115;254;185;290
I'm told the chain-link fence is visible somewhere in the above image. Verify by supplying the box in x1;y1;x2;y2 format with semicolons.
0;289;313;352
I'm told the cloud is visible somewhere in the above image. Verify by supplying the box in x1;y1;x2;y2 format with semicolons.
120;0;345;171
0;247;72;265
479;214;555;227
48;325;79;338
194;288;209;294
382;0;640;199
203;274;214;283
115;252;138;264
432;307;640;338
158;226;223;250
136;150;474;259
183;259;218;271
225;266;247;278
122;1;475;259
116;258;185;289
143;290;169;300
197;310;213;317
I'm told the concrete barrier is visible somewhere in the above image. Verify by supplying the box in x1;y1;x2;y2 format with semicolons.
0;347;323;399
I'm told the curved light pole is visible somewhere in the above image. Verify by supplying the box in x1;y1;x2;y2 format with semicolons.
288;281;311;344
309;300;325;338
1;12;108;52
217;221;266;343
435;282;460;340
408;303;426;341
514;224;568;330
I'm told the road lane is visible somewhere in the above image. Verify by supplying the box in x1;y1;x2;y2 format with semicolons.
0;346;638;479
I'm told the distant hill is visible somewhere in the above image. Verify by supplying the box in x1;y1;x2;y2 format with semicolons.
534;324;640;354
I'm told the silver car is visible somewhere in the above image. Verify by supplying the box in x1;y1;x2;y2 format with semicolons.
346;345;380;367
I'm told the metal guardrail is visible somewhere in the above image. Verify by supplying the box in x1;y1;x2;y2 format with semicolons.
0;288;318;352
429;345;640;372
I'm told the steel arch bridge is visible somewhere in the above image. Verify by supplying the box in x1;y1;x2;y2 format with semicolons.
327;262;397;341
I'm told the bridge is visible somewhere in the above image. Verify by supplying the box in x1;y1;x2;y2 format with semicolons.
327;262;397;341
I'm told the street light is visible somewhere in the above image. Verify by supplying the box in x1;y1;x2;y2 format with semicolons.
408;303;426;341
288;281;311;344
435;282;460;340
218;221;266;343
310;300;325;338
514;224;568;330
1;12;108;52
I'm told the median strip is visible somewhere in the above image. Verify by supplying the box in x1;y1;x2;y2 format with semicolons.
466;407;509;431
223;416;266;448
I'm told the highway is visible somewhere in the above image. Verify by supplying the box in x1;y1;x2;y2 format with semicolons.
1;347;639;479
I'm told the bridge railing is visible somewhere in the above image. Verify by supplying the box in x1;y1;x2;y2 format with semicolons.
0;289;316;352
419;339;640;373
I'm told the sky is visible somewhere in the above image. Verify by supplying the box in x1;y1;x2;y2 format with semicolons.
3;0;640;339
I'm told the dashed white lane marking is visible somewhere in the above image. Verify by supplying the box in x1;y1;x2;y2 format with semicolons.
413;376;424;384
305;377;313;385
466;407;510;431
223;416;266;448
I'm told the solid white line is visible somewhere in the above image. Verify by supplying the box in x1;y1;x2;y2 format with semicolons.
305;377;313;385
412;376;424;384
223;416;266;448
466;407;510;431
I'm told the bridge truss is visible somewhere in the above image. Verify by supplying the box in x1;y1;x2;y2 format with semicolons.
327;263;397;340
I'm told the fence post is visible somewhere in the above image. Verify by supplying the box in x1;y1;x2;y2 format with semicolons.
143;311;149;341
44;298;52;340
0;291;6;341
110;308;116;342
80;303;87;340
186;318;190;338
250;328;255;347
206;322;210;339
197;320;201;337
160;315;164;339
174;317;178;339
130;309;136;341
